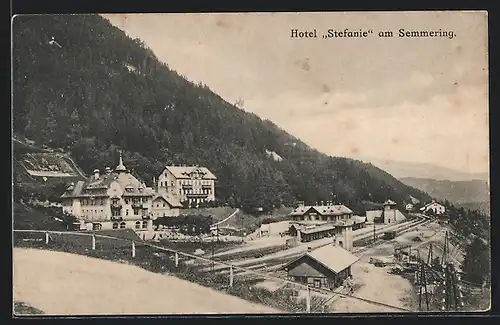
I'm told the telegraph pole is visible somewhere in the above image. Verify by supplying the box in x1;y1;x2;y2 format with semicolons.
211;226;215;272
373;220;376;244
441;231;449;267
427;243;433;266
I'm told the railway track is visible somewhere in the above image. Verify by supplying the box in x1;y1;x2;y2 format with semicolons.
353;217;431;254
196;216;432;277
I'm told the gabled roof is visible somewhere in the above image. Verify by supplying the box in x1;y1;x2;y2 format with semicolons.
422;201;445;209
289;205;353;216
60;171;154;198
283;244;359;274
152;193;183;208
164;166;217;180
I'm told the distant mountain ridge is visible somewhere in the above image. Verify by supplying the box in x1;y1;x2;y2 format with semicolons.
399;177;490;206
360;157;489;182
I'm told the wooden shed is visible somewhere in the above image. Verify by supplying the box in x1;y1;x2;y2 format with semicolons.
281;244;360;290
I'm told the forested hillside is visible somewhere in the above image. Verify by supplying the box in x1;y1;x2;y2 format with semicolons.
12;14;432;214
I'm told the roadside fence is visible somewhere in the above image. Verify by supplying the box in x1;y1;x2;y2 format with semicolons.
13;229;411;313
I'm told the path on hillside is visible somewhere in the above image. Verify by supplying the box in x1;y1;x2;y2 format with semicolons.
13;248;281;315
211;208;240;227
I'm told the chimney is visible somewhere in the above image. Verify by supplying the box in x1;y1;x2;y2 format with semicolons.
307;246;312;252
320;201;324;206
105;167;111;174
93;169;100;180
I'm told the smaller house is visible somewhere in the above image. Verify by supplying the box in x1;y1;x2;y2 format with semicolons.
349;215;367;230
405;203;415;212
420;201;446;215
151;194;183;219
282;244;360;289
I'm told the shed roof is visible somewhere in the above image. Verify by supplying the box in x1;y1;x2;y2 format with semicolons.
300;223;336;235
351;215;367;223
283;244;359;274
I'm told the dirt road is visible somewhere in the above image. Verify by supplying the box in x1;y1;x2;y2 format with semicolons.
13;248;281;315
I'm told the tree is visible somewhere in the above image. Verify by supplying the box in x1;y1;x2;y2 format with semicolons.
59;211;79;230
432;257;441;269
461;237;490;285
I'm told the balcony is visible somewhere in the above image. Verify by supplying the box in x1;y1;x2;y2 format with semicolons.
132;202;148;209
110;202;122;209
111;216;123;221
185;193;209;198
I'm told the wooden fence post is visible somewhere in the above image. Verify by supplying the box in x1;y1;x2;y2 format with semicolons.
229;265;234;287
91;235;96;250
131;241;136;258
45;232;49;245
306;287;311;313
175;252;179;267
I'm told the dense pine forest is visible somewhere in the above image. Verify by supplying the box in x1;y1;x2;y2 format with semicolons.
12;14;433;214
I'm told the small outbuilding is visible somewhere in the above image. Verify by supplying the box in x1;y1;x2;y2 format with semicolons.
281;244;359;290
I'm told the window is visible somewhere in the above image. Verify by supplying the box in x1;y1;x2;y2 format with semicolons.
156;203;159;208
112;222;119;229
135;221;141;229
112;209;120;217
125;199;129;204
142;221;148;229
314;279;321;288
163;203;166;207
120;222;126;229
126;209;129;216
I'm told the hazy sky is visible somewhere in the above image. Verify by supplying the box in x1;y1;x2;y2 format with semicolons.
102;11;489;174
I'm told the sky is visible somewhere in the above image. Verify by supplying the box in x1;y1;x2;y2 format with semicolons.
102;11;489;174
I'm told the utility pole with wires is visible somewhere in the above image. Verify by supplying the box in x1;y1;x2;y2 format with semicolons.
441;231;449;267
427;243;434;266
211;226;216;272
417;252;430;311
439;230;465;311
373;220;376;244
441;262;464;311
